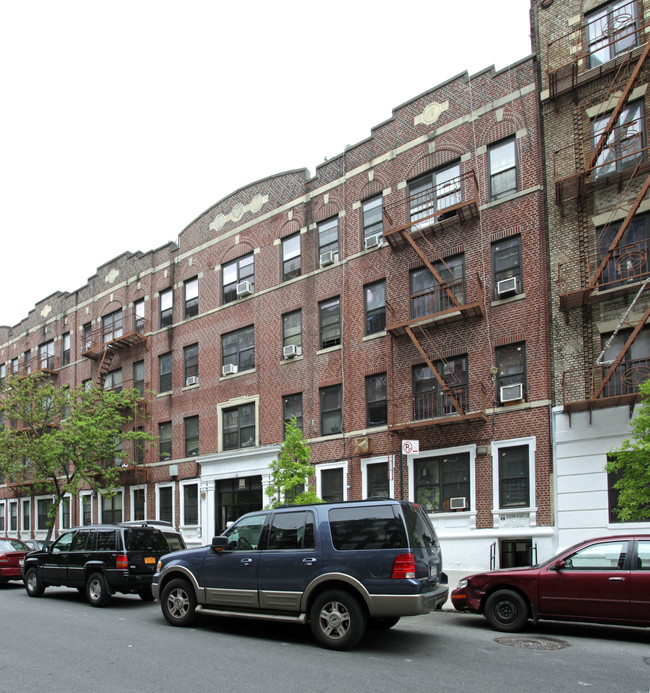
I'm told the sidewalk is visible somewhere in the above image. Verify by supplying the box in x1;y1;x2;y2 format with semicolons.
441;569;467;611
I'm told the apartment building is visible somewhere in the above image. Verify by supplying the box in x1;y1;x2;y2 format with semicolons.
532;0;650;547
0;55;553;571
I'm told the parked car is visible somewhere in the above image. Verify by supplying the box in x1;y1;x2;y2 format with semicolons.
22;523;169;606
0;538;30;583
152;499;448;650
22;539;52;552
121;520;186;551
451;534;650;632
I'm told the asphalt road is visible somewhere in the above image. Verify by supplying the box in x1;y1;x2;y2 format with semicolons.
2;580;650;693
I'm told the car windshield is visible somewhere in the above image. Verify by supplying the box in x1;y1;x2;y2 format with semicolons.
125;529;168;552
0;539;27;552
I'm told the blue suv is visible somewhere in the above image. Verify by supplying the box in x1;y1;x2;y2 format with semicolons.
152;499;448;649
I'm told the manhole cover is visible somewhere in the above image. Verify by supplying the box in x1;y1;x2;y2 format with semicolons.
495;636;569;650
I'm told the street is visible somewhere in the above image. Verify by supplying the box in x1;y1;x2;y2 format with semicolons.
2;580;650;693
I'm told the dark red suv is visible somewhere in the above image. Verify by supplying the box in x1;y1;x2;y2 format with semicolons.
451;534;650;632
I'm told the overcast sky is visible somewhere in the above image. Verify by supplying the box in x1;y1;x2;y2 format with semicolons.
0;1;532;328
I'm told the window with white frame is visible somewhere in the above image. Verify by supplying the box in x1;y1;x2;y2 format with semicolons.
282;233;301;282
409;163;461;230
592;100;645;178
184;343;198;386
320;384;342;435
362;195;383;244
0;502;5;532
9;501;17;533
60;496;71;529
283;392;303;433
36;497;53;531
182;481;199;526
282;310;302;355
222;325;255;372
160;288;173;328
184;277;199;318
362;459;391;499
489;137;517;200
21;499;30;532
222;402;256;450
80;493;92;525
492;437;536;512
134;298;145;334
318;216;339;260
413;451;471;512
102;309;124;343
157;485;174;524
39;340;54;370
586;0;638;69
223;254;254;304
132;487;146;521
62;332;71;366
101;491;123;523
319;297;341;349
317;462;348;502
492;235;523;299
364;280;386;335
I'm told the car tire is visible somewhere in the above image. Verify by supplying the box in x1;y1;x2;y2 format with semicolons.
367;616;400;631
484;589;528;632
25;567;45;597
161;578;197;627
86;572;111;607
138;587;155;602
309;590;366;650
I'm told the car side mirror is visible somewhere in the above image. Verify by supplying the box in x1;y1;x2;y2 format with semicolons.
210;536;229;552
551;559;566;571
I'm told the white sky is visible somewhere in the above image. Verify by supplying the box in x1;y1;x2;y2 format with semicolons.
0;1;532;328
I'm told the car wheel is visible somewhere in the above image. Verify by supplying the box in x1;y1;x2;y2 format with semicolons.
484;589;528;632
86;572;111;607
309;590;366;650
25;567;45;597
138;587;155;602
367;616;400;630
161;578;197;627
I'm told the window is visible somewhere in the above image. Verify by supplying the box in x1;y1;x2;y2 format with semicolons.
159;352;172;393
0;503;4;532
223;513;266;550
282;310;302;354
318;217;339;260
104;368;123;393
82;322;92;353
184;416;199;457
134;426;144;465
184;343;198;386
158;486;173;524
222;403;255;450
134;361;145;395
10;357;18;376
0;363;5;387
319;297;341;349
81;494;92;525
320;384;342;435
586;0;638;69
9;501;17;533
498;445;530;508
24;349;32;374
600;326;650;398
365;462;390;498
183;482;199;525
563;540;628;570
159;421;172;460
282;234;301;282
184;277;198;319
409;163;461;230
414;453;470;512
267;510;315;550
362;195;383;244
283;392;303;432
223;253;254;304
60;496;71;529
366;373;387;427
364;280;386;335
495;343;526;404
160;288;173;329
492;235;523;298
413;356;468;420
592;101;645;178
410;256;465;319
222;326;255;372
489;137;517;200
134;298;145;333
37;498;53;531
21;499;30;532
102;309;123;343
318;465;346;502
597;213;650;288
62;333;70;366
37;340;53;371
132;487;145;522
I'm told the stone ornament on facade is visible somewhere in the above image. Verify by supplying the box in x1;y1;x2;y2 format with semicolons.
415;101;449;127
210;193;267;233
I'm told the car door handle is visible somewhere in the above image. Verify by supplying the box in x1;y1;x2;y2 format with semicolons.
240;558;253;565
302;558;317;566
608;577;625;582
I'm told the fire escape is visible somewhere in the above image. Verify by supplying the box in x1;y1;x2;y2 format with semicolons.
382;169;489;433
547;2;650;416
82;307;150;482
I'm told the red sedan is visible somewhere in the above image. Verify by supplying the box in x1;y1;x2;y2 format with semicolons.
0;538;30;584
451;534;650;632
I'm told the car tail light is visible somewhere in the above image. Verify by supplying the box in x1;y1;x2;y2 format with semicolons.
0;554;7;563
392;552;416;579
116;554;129;569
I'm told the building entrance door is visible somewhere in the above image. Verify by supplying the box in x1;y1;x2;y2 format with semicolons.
215;475;263;535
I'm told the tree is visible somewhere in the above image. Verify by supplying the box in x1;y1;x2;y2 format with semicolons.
265;418;322;508
0;373;156;539
606;377;650;522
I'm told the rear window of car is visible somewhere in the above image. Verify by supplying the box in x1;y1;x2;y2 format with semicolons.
125;529;168;552
163;534;186;551
0;540;24;552
402;504;438;549
329;505;407;551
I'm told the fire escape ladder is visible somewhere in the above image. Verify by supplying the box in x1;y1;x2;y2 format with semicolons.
592;302;650;401
586;40;650;174
404;325;465;417
94;347;115;389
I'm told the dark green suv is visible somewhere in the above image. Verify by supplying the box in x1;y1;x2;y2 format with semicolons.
22;523;169;607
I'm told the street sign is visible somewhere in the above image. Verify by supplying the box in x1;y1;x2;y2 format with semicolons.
402;440;419;455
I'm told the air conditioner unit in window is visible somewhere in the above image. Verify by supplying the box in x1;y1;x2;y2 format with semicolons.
283;344;302;359
497;276;518;297
185;375;198;387
449;496;467;510
364;233;383;250
500;383;523;403
320;251;335;267
236;281;253;297
222;364;238;377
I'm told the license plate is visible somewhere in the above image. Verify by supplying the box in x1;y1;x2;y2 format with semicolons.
144;557;155;564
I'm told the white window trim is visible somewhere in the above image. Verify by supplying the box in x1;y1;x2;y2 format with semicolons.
79;492;94;526
0;501;6;533
180;479;200;528
35;495;55;533
8;500;18;533
21;498;31;533
216;394;260;453
99;488;124;524
491;436;537;519
130;485;148;522
360;456;393;499
316;460;349;502
156;483;176;525
59;494;72;530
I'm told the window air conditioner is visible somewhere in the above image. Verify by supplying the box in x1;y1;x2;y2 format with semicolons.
364;233;383;250
500;383;523;403
283;344;302;359
449;497;467;510
185;375;199;387
497;276;518;297
236;281;253;297
222;364;238;377
320;251;335;267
